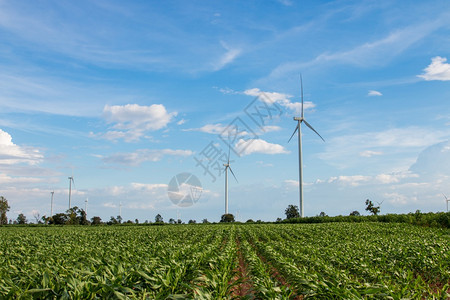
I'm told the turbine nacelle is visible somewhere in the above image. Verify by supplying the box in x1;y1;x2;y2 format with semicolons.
293;117;303;121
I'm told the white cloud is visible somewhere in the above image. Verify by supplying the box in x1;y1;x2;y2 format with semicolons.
284;179;299;187
102;202;117;208
359;150;383;157
243;88;315;115
213;41;241;71
320;126;449;169
0;173;44;184
268;18;446;80
100;104;177;142
102;148;193;166
177;119;187;125
0;129;43;165
261;125;282;133
327;175;372;187
235;139;289;156
418;56;450;81
183;123;227;134
324;171;418;187
368;90;382;96
383;192;412;205
184;123;251;138
375;172;418;184
131;183;168;191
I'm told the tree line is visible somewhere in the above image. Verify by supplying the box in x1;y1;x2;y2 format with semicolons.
1;196;448;228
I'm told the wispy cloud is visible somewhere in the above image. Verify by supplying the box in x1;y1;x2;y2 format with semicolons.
101;148;193;166
418;56;450;81
212;41;241;71
183;123;227;135
368;90;382;96
320;126;450;169
359;150;383;157
268;17;447;79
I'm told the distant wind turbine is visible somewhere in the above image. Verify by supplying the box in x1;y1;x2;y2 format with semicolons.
224;147;238;215
85;198;88;216
376;200;384;213
288;75;325;217
50;191;54;216
68;175;75;209
443;193;449;212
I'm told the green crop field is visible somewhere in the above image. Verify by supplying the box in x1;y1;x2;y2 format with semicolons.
0;223;449;299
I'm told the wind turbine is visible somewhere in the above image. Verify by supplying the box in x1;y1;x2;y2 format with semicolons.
50;191;54;216
68;175;75;209
224;147;238;215
85;197;88;215
288;75;325;217
376;200;384;213
443;193;449;212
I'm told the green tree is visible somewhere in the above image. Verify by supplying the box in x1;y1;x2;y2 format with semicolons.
91;216;102;225
285;205;300;219
318;211;328;217
155;214;163;223
365;199;380;215
220;214;235;223
78;209;89;225
66;207;80;225
349;210;360;216
50;213;69;225
108;216;118;225
0;196;10;225
17;213;27;224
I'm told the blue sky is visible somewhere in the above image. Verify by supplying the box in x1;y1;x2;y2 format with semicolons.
1;0;450;222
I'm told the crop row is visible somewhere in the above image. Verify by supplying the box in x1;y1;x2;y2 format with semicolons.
0;223;449;299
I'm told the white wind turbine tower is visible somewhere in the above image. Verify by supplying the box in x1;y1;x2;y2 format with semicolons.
68;175;75;209
85;198;88;215
50;191;54;216
224;147;238;215
376;200;384;214
443;193;449;212
288;75;325;217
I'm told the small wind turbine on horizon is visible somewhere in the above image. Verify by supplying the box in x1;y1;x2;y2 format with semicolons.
288;75;325;218
50;191;54;216
85;197;88;216
376;200;384;213
443;193;449;212
224;147;238;215
68;175;75;209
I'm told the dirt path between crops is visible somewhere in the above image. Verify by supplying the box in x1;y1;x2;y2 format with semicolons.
248;239;304;300
230;238;254;298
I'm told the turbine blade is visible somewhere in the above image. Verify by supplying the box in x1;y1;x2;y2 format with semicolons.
443;193;448;200
229;166;238;183
288;124;299;143
303;119;325;142
228;145;231;164
300;74;304;119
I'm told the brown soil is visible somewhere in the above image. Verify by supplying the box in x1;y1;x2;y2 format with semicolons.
230;238;255;299
249;240;304;300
